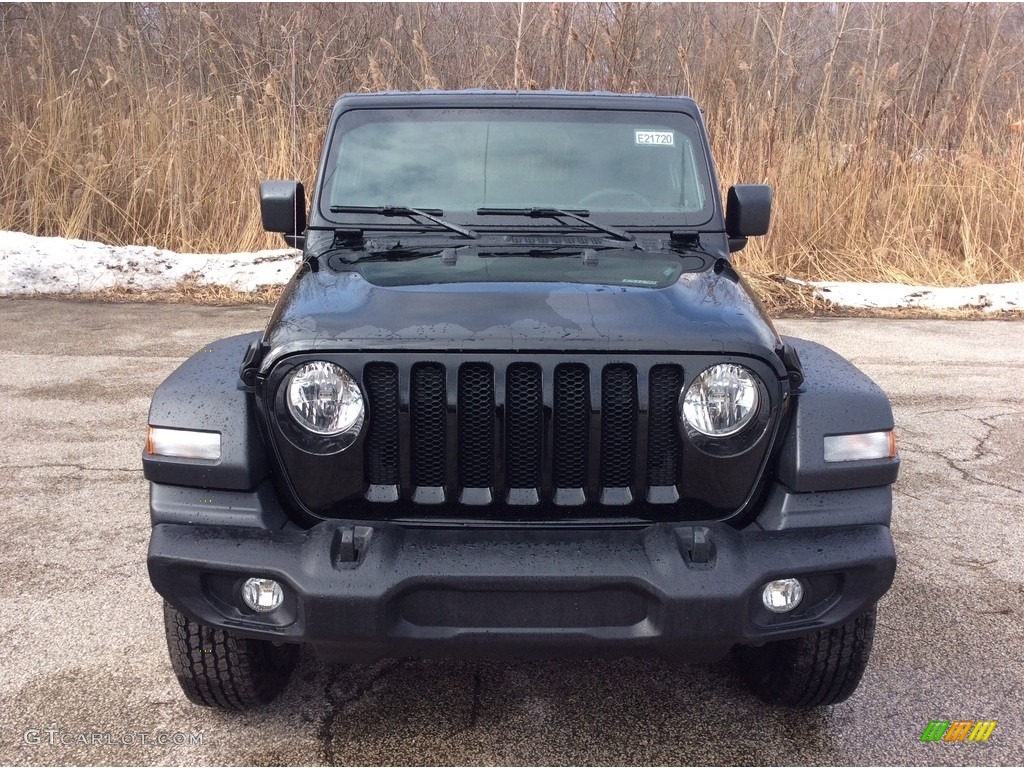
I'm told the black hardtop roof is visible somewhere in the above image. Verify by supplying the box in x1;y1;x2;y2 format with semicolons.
331;89;702;116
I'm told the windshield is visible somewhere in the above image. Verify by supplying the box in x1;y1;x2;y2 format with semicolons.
320;108;715;225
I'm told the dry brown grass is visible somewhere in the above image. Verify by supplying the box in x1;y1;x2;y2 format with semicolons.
2;3;1024;287
83;276;284;306
742;272;837;317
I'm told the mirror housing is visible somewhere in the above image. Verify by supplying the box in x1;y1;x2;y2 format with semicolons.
260;180;306;248
725;184;772;253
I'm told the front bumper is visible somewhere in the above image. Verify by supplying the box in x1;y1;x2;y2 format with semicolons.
148;504;896;663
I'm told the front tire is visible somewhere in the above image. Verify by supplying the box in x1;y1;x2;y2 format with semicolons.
732;606;877;707
163;601;299;710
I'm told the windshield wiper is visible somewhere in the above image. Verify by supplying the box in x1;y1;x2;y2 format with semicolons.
330;205;478;239
476;207;634;242
334;246;462;265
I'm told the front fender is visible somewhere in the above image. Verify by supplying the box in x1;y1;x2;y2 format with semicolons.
142;333;269;490
775;337;900;492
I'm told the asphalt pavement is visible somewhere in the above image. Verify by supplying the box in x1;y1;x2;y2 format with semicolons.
0;298;1021;766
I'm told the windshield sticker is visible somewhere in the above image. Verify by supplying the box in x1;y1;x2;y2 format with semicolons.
635;130;675;146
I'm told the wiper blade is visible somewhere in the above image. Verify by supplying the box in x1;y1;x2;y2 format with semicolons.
334;251;438;265
333;242;464;265
330;205;478;239
476;207;634;242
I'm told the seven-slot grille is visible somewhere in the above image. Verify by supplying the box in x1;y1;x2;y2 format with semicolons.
362;360;683;507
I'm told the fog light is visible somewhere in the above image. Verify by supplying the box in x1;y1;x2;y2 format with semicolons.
241;577;284;613
762;578;804;613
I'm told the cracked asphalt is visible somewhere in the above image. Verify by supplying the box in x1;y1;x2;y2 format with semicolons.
0;298;1022;766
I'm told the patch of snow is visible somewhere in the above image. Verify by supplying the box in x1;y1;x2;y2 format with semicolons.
788;278;1024;313
1;231;1021;312
0;230;300;295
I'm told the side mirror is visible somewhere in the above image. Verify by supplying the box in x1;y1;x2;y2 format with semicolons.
725;184;771;253
260;180;306;248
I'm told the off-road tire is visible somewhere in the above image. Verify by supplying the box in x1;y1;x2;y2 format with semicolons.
163;601;299;710
732;606;877;707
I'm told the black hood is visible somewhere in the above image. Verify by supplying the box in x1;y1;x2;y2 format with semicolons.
261;249;785;376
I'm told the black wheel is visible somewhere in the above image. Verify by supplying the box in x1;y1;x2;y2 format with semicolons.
163;601;299;710
732;606;877;707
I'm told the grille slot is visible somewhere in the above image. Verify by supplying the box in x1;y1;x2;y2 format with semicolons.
600;365;638;490
364;363;400;486
505;363;543;493
552;364;590;489
458;363;495;489
647;365;682;487
410;363;447;490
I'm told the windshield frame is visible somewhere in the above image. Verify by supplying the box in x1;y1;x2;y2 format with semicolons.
314;99;723;234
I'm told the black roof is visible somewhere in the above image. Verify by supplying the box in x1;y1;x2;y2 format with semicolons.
331;89;701;116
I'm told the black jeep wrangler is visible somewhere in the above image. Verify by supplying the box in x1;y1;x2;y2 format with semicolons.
144;91;899;710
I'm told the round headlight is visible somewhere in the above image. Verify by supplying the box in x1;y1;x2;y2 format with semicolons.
286;361;364;436
681;364;761;437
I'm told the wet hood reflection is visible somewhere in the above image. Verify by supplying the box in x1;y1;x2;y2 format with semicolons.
262;246;784;374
